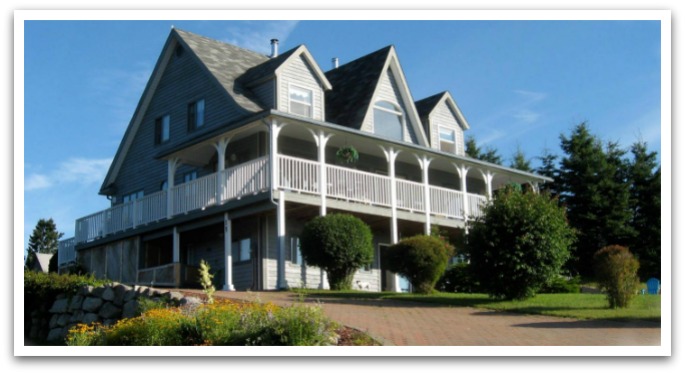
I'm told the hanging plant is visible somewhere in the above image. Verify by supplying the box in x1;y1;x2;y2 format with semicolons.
336;145;359;164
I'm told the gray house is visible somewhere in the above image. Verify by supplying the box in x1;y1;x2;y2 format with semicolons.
57;29;549;292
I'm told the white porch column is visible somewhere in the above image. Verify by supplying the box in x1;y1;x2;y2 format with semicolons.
167;158;180;219
415;155;433;235
172;226;180;263
269;120;286;193
276;190;287;289
454;164;470;222
214;137;231;204
308;129;334;216
531;182;540;194
381;146;401;292
223;213;235;291
479;169;495;200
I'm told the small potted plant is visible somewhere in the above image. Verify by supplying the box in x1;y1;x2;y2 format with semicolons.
336;145;359;165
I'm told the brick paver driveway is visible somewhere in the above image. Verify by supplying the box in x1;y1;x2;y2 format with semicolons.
181;290;661;346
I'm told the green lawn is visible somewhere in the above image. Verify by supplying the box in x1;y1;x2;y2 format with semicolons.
295;290;661;323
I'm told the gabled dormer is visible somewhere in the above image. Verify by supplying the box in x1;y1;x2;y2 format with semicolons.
415;91;470;156
240;43;332;121
325;46;429;147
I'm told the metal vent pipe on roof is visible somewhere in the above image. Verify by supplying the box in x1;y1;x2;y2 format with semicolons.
270;39;279;58
332;57;339;69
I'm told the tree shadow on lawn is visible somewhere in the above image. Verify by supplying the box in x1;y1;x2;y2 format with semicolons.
290;293;489;309
470;309;661;327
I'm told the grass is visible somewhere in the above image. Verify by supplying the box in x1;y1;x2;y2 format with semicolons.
294;290;661;323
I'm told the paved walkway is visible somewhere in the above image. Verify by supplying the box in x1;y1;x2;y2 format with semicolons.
178;290;661;346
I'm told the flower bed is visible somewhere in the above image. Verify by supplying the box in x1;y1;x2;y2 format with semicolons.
66;299;340;346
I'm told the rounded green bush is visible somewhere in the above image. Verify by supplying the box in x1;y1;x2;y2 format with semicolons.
593;245;640;308
300;214;373;290
436;262;481;293
467;187;575;300
384;235;454;294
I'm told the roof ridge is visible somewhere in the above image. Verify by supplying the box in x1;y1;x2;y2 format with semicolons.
173;28;270;59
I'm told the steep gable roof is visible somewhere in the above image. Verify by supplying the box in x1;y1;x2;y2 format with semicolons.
239;44;332;90
174;29;268;111
415;91;470;130
100;29;272;195
324;46;392;129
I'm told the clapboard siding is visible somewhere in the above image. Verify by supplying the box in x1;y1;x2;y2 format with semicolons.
114;48;245;202
363;67;419;144
252;79;276;109
278;54;325;121
429;100;465;156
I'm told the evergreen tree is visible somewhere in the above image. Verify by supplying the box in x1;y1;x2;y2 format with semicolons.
535;149;560;197
627;141;661;278
510;147;532;172
27;218;63;255
465;136;503;164
557;123;633;276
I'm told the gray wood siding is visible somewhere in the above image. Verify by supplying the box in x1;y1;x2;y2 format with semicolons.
429;100;465;156
278;54;325;121
114;48;246;202
363;67;419;144
252;79;276;109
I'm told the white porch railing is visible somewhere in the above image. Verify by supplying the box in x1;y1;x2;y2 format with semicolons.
57;237;76;265
278;155;487;220
430;185;465;219
326;163;392;207
467;193;487;219
74;156;269;245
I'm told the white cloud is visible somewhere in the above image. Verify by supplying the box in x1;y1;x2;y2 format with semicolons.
511;89;547;125
25;174;52;191
55;158;113;185
223;21;300;54
513;109;541;124
24;157;113;192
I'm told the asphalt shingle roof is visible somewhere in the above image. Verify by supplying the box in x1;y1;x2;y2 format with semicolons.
414;92;446;120
324;46;392;129
238;45;301;86
174;29;269;112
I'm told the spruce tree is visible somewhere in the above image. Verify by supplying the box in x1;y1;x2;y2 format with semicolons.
510;147;532;172
627;141;661;278
27;218;63;255
465;136;503;164
535;149;560;197
557;123;633;276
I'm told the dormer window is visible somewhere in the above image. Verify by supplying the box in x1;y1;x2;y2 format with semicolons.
188;99;205;131
438;126;456;153
288;85;312;117
373;100;403;142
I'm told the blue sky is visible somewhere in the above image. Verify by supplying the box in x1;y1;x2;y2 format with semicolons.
22;19;662;248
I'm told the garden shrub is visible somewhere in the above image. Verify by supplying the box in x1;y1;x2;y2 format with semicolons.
436;262;481;293
300;214;373;290
24;270;107;339
593;245;640;308
467;187;575;300
538;274;581;294
66;300;338;346
384;235;454;294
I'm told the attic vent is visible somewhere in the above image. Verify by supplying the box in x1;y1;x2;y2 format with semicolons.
175;45;184;58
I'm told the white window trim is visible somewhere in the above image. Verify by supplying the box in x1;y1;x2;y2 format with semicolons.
287;83;314;118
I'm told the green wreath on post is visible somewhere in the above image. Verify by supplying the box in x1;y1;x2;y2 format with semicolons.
336;145;359;164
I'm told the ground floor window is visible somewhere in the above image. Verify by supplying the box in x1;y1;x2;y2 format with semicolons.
289;236;303;265
232;238;251;262
141;236;173;269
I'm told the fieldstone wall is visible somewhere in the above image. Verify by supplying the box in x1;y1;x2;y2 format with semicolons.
29;283;200;343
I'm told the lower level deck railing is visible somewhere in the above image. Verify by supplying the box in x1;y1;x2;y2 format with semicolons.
74;156;269;244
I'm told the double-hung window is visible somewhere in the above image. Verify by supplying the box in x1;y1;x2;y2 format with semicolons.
155;115;170;145
188;99;205;131
288;85;313;118
289;237;303;265
232;238;252;262
438;126;456;153
373;101;404;141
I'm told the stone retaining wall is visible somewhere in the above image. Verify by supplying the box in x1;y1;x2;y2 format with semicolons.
29;283;200;343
